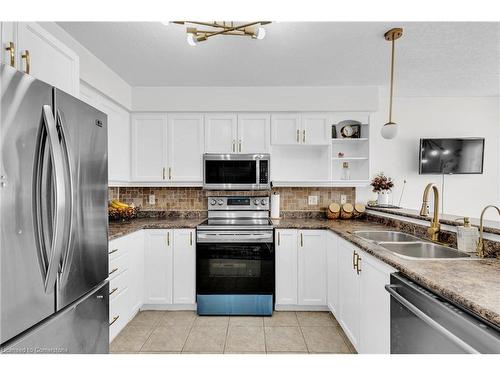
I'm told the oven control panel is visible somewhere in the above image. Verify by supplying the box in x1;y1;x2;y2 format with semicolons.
208;196;269;210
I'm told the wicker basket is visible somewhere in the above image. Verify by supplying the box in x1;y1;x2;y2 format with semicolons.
340;203;354;219
327;203;341;219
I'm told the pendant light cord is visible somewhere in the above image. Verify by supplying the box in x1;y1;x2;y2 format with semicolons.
389;38;395;123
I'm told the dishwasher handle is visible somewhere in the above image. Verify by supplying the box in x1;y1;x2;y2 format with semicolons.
385;284;479;354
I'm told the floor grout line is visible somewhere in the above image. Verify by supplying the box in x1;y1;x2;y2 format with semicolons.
180;314;197;353
222;319;230;354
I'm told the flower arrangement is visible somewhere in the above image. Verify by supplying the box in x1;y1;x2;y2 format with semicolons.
371;173;394;193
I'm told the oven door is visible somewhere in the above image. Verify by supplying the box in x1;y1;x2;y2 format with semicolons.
197;241;274;295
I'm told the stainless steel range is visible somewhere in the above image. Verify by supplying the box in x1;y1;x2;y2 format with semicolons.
196;196;274;316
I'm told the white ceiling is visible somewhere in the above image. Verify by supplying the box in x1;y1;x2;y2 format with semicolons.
57;22;500;96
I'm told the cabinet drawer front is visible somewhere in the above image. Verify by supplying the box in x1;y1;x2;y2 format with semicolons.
109;288;129;341
109;269;129;302
109;252;129;280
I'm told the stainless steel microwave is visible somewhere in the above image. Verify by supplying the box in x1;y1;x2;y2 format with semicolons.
203;154;271;190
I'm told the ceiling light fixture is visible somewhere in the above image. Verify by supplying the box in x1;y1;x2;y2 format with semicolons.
172;21;271;46
381;27;403;140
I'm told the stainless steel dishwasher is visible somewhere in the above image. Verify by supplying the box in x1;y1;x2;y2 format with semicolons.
385;273;500;354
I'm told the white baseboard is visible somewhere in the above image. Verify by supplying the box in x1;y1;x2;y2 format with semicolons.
275;304;329;311
142;303;197;311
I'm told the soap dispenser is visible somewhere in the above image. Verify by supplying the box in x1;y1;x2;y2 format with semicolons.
456;217;479;253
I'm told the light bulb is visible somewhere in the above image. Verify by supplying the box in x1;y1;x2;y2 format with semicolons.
381;122;398;139
186;33;197;46
255;27;266;40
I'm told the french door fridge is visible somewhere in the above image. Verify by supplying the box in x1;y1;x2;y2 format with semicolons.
0;63;109;353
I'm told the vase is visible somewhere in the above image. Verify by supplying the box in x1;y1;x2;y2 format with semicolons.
377;191;390;206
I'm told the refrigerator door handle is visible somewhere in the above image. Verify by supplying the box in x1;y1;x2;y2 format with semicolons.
41;105;67;293
56;110;74;285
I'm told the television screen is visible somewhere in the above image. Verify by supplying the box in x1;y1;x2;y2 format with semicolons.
419;138;484;174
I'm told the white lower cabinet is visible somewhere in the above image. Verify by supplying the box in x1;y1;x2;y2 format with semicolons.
109;228;196;342
172;229;196;305
143;229;196;307
337;238;361;349
275;229;327;309
275;230;298;305
298;230;327;305
332;236;396;354
326;231;339;315
144;229;173;304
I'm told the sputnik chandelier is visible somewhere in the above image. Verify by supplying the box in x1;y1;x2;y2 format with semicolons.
172;21;271;46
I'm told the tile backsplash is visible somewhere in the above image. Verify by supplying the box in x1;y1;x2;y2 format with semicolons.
108;186;355;212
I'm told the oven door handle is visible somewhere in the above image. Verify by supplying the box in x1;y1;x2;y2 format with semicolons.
385;284;479;354
197;232;273;243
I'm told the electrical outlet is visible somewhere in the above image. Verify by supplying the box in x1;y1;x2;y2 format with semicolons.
340;194;347;204
149;194;155;205
308;195;318;205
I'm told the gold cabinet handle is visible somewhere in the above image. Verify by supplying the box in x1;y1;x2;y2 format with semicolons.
278;232;281;246
300;232;304;247
238;140;242;153
109;287;118;296
303;129;306;143
190;231;193;246
109;316;119;326
167;231;170;246
352;251;358;269
162;167;166;180
109;267;118;276
21;50;30;74
169;167;172;180
356;256;362;275
232;140;236;152
108;248;118;255
5;42;15;67
296;129;300;143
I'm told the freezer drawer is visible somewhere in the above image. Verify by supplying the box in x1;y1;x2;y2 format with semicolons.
1;282;109;354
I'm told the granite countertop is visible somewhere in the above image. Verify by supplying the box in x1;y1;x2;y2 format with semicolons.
367;206;500;235
108;217;205;240
273;217;500;328
108;216;500;327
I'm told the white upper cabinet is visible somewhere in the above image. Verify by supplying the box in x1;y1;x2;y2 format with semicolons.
237;113;270;153
172;229;196;305
144;230;173;305
301;113;330;145
16;23;79;96
167;114;204;182
271;113;301;145
80;83;131;184
297;230;327;305
205;113;237;153
131;113;168;182
275;229;299;306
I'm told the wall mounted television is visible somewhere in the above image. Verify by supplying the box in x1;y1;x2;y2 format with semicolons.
419;138;485;175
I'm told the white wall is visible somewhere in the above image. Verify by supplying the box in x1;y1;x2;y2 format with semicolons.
39;22;132;110
132;86;378;112
357;96;500;221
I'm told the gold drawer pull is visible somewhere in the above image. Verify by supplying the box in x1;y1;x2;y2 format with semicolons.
190;231;193;246
21;50;30;74
296;129;300;143
5;42;15;67
108;248;118;255
352;251;358;269
109;316;119;326
109;287;118;296
109;268;118;276
356;257;362;275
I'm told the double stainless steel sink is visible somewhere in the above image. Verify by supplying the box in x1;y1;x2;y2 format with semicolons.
353;231;471;260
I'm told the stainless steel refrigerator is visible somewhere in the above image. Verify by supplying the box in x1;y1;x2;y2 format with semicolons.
0;63;109;354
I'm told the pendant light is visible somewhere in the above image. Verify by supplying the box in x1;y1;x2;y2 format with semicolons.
381;27;403;139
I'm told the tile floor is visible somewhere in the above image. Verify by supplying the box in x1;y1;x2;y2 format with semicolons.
110;311;356;354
